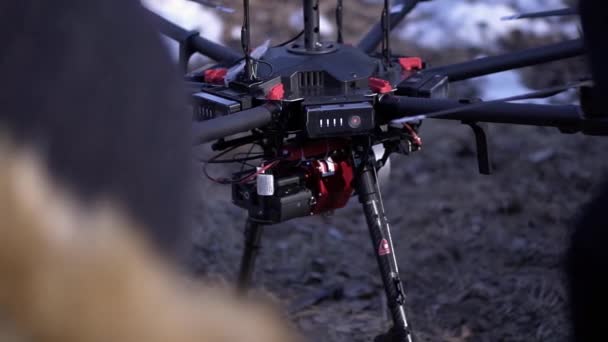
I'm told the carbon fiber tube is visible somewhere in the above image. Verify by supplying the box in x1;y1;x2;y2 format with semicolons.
355;161;413;342
237;219;264;292
504;7;578;20
422;39;585;82
192;104;277;144
378;95;584;127
145;8;242;64
304;0;321;50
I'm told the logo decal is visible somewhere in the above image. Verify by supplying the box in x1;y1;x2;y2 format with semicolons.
378;238;391;256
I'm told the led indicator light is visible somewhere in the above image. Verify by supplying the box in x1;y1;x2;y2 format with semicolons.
349;115;362;128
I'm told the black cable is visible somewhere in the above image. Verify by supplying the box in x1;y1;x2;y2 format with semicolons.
273;30;304;47
198;139;264;163
256;59;274;78
202;144;242;184
226;56;273;78
199;140;280;185
199;154;264;164
239;144;258;172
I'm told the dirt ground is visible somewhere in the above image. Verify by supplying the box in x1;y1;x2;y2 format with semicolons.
185;1;608;341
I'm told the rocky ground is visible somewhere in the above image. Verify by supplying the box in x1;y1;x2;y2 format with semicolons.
182;1;608;341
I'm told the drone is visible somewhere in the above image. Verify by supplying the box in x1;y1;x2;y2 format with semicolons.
146;1;606;341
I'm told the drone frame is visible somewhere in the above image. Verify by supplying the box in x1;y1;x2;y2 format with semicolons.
146;1;606;341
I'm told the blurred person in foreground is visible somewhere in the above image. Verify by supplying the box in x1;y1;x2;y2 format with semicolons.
0;1;297;341
567;1;608;341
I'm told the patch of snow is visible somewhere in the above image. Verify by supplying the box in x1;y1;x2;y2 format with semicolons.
485;0;568;13
230;25;241;40
477;70;534;101
320;13;335;36
397;0;573;50
475;70;579;104
561;22;583;39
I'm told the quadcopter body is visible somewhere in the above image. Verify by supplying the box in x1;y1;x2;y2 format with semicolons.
183;0;441;226
148;1;608;341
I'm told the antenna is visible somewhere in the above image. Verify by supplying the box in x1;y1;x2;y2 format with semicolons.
304;0;321;50
288;0;336;54
381;0;392;66
241;0;255;80
336;0;344;44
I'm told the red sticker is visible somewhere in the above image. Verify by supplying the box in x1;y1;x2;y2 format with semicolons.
266;83;285;100
378;238;391;256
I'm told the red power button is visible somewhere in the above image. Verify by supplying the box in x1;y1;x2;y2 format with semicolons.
349;115;362;128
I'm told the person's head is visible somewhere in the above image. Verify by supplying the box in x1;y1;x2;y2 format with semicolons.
0;0;193;258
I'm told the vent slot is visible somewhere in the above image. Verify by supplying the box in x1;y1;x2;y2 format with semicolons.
298;71;324;88
194;104;215;120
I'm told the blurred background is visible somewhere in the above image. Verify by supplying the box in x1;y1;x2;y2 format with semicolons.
146;1;607;341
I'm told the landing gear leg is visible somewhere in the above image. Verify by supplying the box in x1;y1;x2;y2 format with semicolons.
237;218;264;292
355;162;414;342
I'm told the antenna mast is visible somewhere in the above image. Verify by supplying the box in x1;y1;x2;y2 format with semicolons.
241;0;255;80
289;0;336;54
304;0;321;50
381;0;392;66
336;0;344;43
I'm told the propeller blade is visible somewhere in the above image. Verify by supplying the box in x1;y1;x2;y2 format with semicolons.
501;8;578;21
357;0;423;53
390;80;593;124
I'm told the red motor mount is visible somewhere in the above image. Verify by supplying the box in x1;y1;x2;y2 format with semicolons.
308;156;354;214
281;139;355;215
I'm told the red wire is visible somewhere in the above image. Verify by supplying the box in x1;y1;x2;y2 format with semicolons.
238;160;280;184
203;162;232;184
203;157;281;186
403;124;422;147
